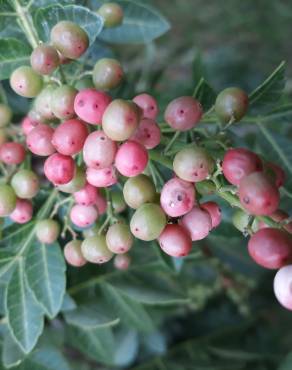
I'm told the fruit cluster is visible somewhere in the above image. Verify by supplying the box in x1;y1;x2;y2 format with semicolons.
1;12;292;310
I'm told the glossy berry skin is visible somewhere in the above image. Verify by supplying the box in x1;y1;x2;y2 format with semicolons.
93;58;124;90
36;219;60;244
164;96;203;131
52;119;88;156
106;223;133;254
181;207;212;241
131;118;161;149
86;166;117;187
11;169;39;199
50;21;89;59
0;142;26;165
123;174;156;209
30;44;60;75
21;115;40;135
265;162;286;188
0;185;16;217
44;153;75;185
115;141;148;177
81;235;113;264
158;224;192;257
10;199;33;224
74;182;98;206
173;146;215;182
248;228;292;269
274;265;292;310
10;66;43;98
70;204;98;228
239;172;279;216
98;2;124;28
102;99;141;141
160;177;195;218
57;166;86;193
83;131;117;169
51;85;78;120
133;93;159;120
64;240;87;267
201;201;222;229
222;148;262;186
26;124;55;156
114;254;131;270
215;87;249;123
74;88;112;125
130;203;167;241
0;104;12;127
34;85;56;120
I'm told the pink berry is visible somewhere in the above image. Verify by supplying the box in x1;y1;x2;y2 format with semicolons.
274;265;292;310
201;201;222;229
9;199;33;224
131;118;161;149
181;206;212;241
44;153;75;185
26;124;55;156
106;223;133;254
266;161;286;188
0;142;26;165
70;204;98;228
64;240;87;267
21;115;40;135
158;224;192;257
86;166;117;187
160;177;195;218
222;148;262;186
239;172;279;216
114;254;131;270
73;182;98;206
248;228;292;269
74;88;112;125
133;93;159;119
164;96;203;131
83;130;117;169
95;191;107;214
115;141;148;177
52;119;88;155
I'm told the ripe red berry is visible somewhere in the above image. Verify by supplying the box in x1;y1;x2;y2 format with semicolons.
26;124;55;156
106;223;133;254
0;142;25;165
10;66;43;98
160;177;195;218
21;115;40;135
36;219;60;244
201;201;222;229
11;169;39;199
64;240;87;267
123;174;156;209
98;2;124;28
57;166;86;194
74;182;98;206
181;206;212;241
74;88;112;125
30;44;60;75
10;199;33;224
86;166;117;187
44;153;75;185
164;96;203;131
114;254;131;270
70;204;98;228
158;224;192;257
81;235;113;264
239;172;279;216
265;161;286;188
222;148;262;186
93;58;124;90
133;93;159;120
130;118;161;149
0;185;16;217
248;228;292;269
215;87;249;123
274;265;292;310
51;85;78;120
115;141;148;177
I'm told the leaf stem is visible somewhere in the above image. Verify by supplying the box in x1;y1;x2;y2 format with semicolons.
13;0;39;48
164;131;180;154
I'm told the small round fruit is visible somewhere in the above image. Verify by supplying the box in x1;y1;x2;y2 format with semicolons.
133;93;158;120
265;162;286;188
130;203;166;241
0;142;25;165
30;44;60;75
158;224;192;257
115;141;148;177
123;174;156;209
164;96;203;131
51;85;78;119
93;58;124;90
95;191;107;215
274;265;292;310
57;166;86;193
44;153;75;185
98;2;123;28
0;104;12;127
36;219;60;244
86;166;117;187
64;240;87;267
160;177;195;218
131;118;161;149
50;21;89;59
0;185;16;216
11;169;39;199
248;228;292;269
74;182;98;206
222;148;262;186
10;199;33;224
106;223;133;254
232;209;252;233
181;206;212;241
114;254;131;270
173;146;215;182
21;115;40;135
201;201;221;229
81;235;113;264
26;124;55;156
10;66;43;98
112;191;126;213
34;85;56;120
239;172;279;216
215;87;249;124
70;204;98;228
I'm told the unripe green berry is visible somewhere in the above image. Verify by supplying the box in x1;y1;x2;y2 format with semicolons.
10;66;43;98
0;104;12;127
30;44;60;75
36;219;60;244
81;235;113;264
57;166;86;193
0;184;16;217
98;2;124;28
34;84;56;120
51;85;78;120
112;191;126;214
215;87;249;124
123;174;156;209
231;210;257;233
64;240;87;267
106;223;133;254
82;223;101;238
11;169;39;199
93;58;124;90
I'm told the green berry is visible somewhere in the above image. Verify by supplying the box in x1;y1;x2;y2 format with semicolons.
93;58;124;90
112;190;126;214
82;222;101;238
231;210;258;233
0;104;12;127
51;85;78;120
11;169;39;199
0;184;16;217
98;2;124;28
57;166;86;193
34;84;56;120
81;235;113;264
10;66;43;98
215;87;249;124
123;174;156;209
36;219;60;244
106;223;133;254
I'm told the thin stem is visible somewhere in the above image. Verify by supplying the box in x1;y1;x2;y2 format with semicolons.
164;131;180;154
50;196;72;218
13;0;39;48
0;12;17;16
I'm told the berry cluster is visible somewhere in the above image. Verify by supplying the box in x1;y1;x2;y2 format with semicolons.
1;14;292;310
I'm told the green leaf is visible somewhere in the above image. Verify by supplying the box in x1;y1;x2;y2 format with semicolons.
5;259;44;354
249;61;286;112
34;4;104;45
113;329;138;367
60;293;76;312
278;352;292;370
96;0;170;44
25;242;66;319
2;326;26;368
193;77;216;112
0;38;31;81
